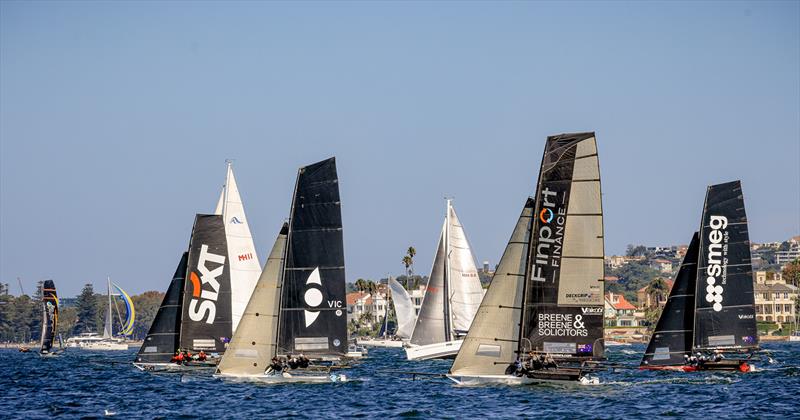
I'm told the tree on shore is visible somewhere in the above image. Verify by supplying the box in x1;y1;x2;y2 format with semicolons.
73;284;98;334
402;246;416;289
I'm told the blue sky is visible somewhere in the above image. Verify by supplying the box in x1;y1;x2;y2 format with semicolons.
1;1;798;296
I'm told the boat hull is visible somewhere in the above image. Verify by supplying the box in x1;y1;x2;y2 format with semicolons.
639;360;751;373
214;372;347;384
447;371;597;386
405;340;462;361
356;338;405;348
133;361;218;372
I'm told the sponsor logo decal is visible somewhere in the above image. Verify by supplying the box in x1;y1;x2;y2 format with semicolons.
581;307;604;315
743;336;755;344
238;252;254;261
704;215;729;312
738;314;754;320
188;245;225;324
577;343;593;353
229;216;243;224
532;187;566;282
303;268;345;328
537;313;588;337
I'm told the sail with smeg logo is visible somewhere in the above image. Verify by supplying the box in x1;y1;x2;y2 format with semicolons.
179;214;233;353
277;157;347;358
693;180;758;350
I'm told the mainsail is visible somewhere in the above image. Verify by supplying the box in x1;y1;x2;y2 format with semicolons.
410;200;483;345
641;233;700;367
388;277;415;339
217;224;288;376
136;252;188;364
220;162;262;333
40;280;59;354
693;180;758;350
520;132;605;359
450;199;534;376
277;157;348;358
179;214;233;353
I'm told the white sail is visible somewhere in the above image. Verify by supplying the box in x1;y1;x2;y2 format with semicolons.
446;203;484;333
388;277;415;339
409;224;447;345
214;186;224;215
217;224;287;376
102;278;113;339
450;199;533;376
221;163;262;333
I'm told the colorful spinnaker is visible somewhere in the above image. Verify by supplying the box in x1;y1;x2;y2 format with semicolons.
113;283;136;336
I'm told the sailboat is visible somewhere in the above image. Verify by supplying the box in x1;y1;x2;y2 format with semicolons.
39;280;63;356
134;162;260;370
215;157;351;382
447;132;605;385
357;276;414;348
67;279;134;351
405;199;485;361
640;180;759;372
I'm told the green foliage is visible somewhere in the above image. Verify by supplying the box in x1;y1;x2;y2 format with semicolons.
606;261;662;303
73;284;97;334
782;258;800;287
625;245;647;257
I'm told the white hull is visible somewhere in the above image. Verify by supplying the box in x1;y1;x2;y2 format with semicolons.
446;374;599;386
356;338;405;348
789;335;800;342
215;372;347;384
74;341;128;351
133;362;217;372
405;340;462;361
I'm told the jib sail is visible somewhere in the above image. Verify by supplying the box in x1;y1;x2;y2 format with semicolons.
40;280;59;354
217;224;288;376
450;198;534;376
641;233;699;367
277;157;348;358
136;252;188;364
520;133;605;359
693;180;758;350
180;214;233;353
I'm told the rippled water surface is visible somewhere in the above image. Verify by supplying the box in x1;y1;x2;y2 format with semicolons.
2;343;799;418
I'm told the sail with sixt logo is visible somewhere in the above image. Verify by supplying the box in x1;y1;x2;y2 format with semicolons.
693;180;758;350
520;133;605;359
277;157;347;358
179;214;233;353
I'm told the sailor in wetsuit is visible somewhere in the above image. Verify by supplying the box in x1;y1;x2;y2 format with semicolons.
265;357;285;375
543;354;558;370
297;354;310;368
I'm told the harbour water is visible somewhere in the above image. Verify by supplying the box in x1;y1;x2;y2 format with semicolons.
2;343;799;418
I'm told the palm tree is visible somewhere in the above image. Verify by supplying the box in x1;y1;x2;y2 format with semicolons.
402;246;416;289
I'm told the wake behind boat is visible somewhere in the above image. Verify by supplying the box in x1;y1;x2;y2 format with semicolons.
447;132;605;385
640;181;759;373
405;199;483;361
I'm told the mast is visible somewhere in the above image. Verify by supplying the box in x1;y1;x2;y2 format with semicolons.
103;277;113;338
222;160;231;216
443;198;452;342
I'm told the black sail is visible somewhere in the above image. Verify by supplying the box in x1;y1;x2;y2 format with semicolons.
278;157;348;358
520;133;605;359
179;214;233;353
641;233;699;367
39;280;59;354
694;180;758;350
136;252;188;364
